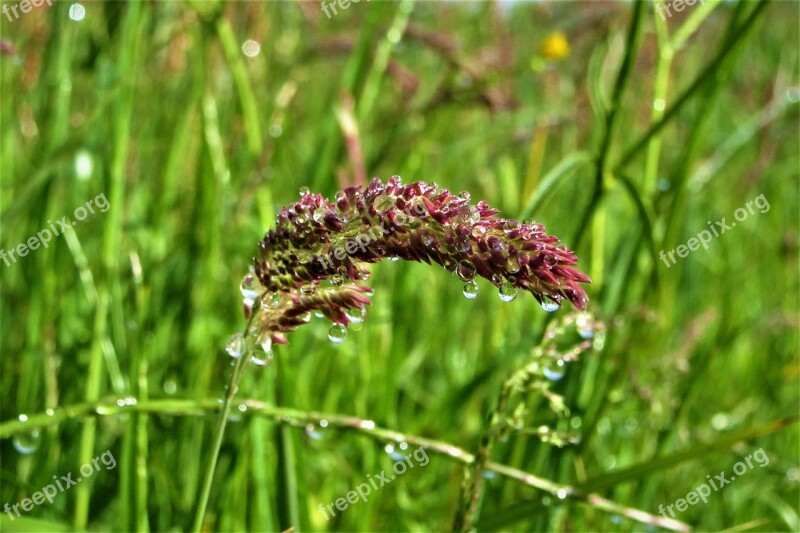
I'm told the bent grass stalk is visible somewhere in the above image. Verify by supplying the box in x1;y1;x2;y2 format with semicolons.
193;177;593;530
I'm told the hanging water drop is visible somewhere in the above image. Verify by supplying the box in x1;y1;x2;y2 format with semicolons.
240;274;259;301
251;333;274;367
498;282;517;302
543;359;566;381
330;273;344;286
328;324;347;344
299;186;310;196
457;260;476;282
575;313;594;338
226;333;245;359
540;297;561;312
463;281;479;299
13;430;41;455
346;307;366;324
305;423;324;440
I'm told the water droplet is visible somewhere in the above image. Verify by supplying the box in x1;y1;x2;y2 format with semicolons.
358;270;371;281
398;441;408;450
13;428;41;455
464;207;481;225
471;225;487;239
330;273;344;286
226;333;245;359
328;324;347;344
346;307;366;324
463;281;479;299
262;292;280;310
305;423;324;440
556;488;568;500
457;260;476;281
240;274;259;301
504;220;520;233
350;321;363;332
570;417;582;429
238;404;247;413
312;209;325;224
384;442;405;460
163;379;177;395
523;218;536;225
301;283;316;295
389;256;400;262
251;333;274;366
505;255;521;274
498;282;517;302
592;330;606;350
482;470;497;479
458;191;471;202
540;297;561;312
543;359;566;381
575;313;594;338
299;186;310;196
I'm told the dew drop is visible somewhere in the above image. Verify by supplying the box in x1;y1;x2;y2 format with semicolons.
540;297;561;312
505;255;521;274
240;274;259;301
305;423;324;440
358;270;371;281
576;313;594;339
328;324;347;344
13;429;41;455
471;225;487;239
389;256;400;262
226;333;245;359
312;209;325;224
543;359;566;381
557;488;568;500
458;191;471;201
457;260;476;281
251;333;274;367
299;186;310;196
523;218;536;225
261;293;280;310
346;307;366;324
163;379;177;395
350;321;363;332
498;282;517;302
330;273;344;286
504;220;520;233
463;281;479;299
301;283;316;295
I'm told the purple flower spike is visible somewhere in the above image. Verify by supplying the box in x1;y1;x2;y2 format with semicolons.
251;177;590;344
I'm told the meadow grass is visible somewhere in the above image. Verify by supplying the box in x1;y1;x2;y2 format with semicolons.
1;1;798;531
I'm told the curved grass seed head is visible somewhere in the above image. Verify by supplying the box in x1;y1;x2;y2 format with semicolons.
247;177;591;345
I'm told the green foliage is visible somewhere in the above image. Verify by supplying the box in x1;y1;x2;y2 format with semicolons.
1;1;798;531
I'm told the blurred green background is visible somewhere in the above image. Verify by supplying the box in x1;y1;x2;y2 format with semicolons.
1;0;798;531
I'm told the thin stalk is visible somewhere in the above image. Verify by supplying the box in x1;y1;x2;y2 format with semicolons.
191;307;260;532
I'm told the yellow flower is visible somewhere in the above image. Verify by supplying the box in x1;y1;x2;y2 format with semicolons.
539;31;570;61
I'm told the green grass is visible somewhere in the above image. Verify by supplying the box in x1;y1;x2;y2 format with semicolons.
1;1;798;532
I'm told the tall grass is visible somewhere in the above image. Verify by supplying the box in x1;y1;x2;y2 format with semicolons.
1;1;798;532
